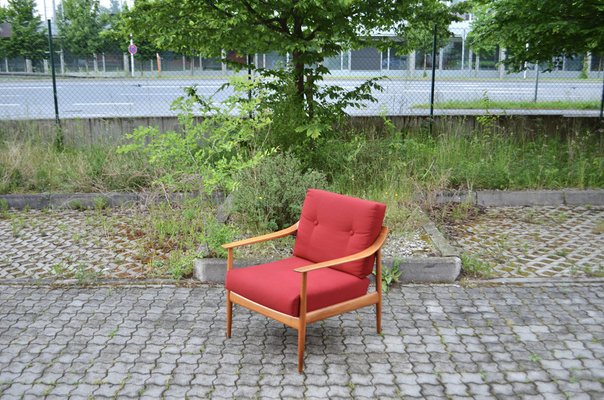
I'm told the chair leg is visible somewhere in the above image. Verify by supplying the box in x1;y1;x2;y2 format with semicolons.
297;324;306;373
376;300;382;334
226;290;232;338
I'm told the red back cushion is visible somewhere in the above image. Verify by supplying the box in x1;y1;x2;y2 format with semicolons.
293;189;386;278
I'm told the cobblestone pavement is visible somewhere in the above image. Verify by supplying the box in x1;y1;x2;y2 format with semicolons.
0;209;170;280
1;282;603;399
446;206;604;278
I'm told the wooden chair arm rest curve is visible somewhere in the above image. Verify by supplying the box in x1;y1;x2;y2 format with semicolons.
294;226;389;273
222;222;299;250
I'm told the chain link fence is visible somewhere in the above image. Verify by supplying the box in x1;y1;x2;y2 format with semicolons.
1;37;603;121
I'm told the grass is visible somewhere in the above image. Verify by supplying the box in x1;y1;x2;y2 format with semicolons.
0;130;159;194
414;100;600;110
313;119;604;218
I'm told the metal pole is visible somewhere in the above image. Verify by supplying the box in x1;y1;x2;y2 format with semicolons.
600;72;604;120
129;34;135;77
429;24;437;134
47;19;63;149
533;63;540;103
247;54;253;119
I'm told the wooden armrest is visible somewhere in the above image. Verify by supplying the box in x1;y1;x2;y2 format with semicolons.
294;226;389;273
222;222;299;249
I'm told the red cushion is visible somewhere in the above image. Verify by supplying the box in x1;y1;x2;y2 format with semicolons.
225;256;370;317
293;189;386;278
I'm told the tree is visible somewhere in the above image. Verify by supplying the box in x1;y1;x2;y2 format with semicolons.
469;0;604;72
404;26;451;77
57;0;102;64
125;0;463;139
0;0;46;70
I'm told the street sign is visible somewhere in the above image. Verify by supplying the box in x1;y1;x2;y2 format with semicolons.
128;44;138;55
0;22;12;38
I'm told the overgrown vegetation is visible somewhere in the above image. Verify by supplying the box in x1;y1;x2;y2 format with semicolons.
232;152;328;231
0;130;157;194
415;100;600;110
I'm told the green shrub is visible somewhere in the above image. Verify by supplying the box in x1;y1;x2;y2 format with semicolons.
118;77;272;194
201;215;237;258
233;152;329;231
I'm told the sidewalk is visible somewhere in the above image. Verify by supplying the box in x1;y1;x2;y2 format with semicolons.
1;282;603;399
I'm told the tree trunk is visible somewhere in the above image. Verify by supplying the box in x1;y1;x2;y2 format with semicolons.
291;51;308;117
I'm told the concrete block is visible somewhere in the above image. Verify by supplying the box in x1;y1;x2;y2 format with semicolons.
106;192;140;207
431;191;476;205
0;193;50;209
49;193;107;209
477;190;564;207
193;258;272;283
563;189;604;206
392;257;461;283
422;222;459;257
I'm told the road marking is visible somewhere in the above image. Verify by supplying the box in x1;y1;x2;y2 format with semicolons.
1;86;59;90
139;84;223;89
0;103;20;107
120;93;183;96
72;102;134;107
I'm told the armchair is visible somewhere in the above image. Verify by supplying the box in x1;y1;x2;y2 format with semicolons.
222;189;388;372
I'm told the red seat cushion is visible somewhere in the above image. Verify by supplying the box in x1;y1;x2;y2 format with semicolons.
293;189;386;278
225;256;370;317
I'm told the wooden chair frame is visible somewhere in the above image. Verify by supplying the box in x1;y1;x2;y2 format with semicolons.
222;222;389;373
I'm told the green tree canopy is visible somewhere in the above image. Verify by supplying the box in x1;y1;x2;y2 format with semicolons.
57;0;103;57
0;0;46;60
125;0;463;108
469;0;604;71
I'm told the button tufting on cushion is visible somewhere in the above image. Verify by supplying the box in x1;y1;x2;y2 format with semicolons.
293;189;386;278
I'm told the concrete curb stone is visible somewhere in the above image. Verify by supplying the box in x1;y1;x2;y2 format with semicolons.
477;190;565;207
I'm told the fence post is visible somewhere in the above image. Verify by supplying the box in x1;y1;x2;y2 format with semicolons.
533;64;540;103
429;24;437;134
47;19;63;150
600;74;604;121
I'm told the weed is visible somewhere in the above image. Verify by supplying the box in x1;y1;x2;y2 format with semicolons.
50;263;69;276
381;259;403;292
94;196;110;210
529;353;541;363
460;253;496;279
593;220;604;235
10;216;26;238
0;198;8;216
68;199;86;211
108;327;119;339
74;265;101;284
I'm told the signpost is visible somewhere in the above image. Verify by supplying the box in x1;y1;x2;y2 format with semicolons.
128;34;137;77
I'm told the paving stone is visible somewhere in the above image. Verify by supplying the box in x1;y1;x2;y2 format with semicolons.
446;206;604;278
0;282;603;399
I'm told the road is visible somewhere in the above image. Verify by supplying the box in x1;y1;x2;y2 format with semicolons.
0;77;601;119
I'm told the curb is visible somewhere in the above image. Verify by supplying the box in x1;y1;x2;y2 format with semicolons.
0;191;206;210
432;189;604;207
193;222;462;285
